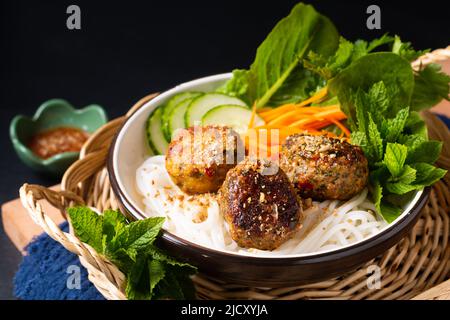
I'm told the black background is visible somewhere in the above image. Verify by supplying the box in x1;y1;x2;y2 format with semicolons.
0;0;448;299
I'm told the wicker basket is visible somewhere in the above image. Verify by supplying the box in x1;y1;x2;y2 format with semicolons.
19;48;450;300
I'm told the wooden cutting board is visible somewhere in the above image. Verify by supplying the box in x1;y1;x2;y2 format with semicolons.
1;185;65;254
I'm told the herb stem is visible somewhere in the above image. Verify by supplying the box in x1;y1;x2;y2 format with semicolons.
255;29;316;109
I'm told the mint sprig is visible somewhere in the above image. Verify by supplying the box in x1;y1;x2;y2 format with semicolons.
346;82;447;222
67;207;197;300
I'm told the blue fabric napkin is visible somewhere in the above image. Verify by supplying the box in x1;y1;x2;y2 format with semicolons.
14;222;104;300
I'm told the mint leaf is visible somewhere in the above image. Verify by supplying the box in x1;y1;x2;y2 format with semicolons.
354;89;367;132
67;205;196;300
147;245;197;274
148;259;166;295
383;143;408;177
398;133;426;150
366;81;390;120
125;256;151;300
111;217;165;254
384;191;417;208
384;107;409;142
154;270;185;300
367;114;383;163
109;247;137;268
397;165;417;184
386;182;418;195
404;111;427;138
372;181;383;214
412;163;447;186
350;131;367;148
103;209;127;242
411;63;450;111
68;207;104;253
406;140;442;164
380;203;402;223
372;180;403;222
370;166;390;185
174;273;197;300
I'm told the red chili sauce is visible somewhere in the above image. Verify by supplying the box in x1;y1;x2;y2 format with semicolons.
28;127;89;159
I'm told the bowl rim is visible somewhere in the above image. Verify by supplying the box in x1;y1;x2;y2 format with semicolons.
108;73;429;261
9;99;108;166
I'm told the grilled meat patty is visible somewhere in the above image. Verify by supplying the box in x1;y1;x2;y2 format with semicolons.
166;125;244;194
280;133;368;201
219;158;302;250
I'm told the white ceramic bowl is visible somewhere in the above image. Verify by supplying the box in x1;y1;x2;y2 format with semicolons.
107;73;429;286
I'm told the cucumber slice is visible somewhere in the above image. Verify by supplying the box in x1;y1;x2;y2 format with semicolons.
167;96;197;140
202;105;265;134
185;93;247;127
146;107;168;155
161;92;201;141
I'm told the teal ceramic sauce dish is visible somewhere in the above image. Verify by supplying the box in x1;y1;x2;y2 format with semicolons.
10;99;108;176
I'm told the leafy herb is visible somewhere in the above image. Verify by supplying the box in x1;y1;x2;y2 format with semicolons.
220;3;449;114
329;53;415;124
391;35;429;62
216;69;250;104
220;3;339;107
340;82;447;222
67;207;197;300
411;63;450;111
307;34;448;112
218;2;449;223
304;34;395;80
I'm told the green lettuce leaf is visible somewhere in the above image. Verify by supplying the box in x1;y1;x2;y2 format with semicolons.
241;3;339;107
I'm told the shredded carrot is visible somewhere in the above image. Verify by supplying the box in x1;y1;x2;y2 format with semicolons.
265;105;340;125
329;118;351;138
287;108;345;128
243;87;352;157
259;87;329;118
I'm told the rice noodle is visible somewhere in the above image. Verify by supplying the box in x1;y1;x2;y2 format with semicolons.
136;156;387;257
